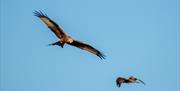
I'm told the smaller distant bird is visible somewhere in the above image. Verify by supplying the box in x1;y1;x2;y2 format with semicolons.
116;76;145;87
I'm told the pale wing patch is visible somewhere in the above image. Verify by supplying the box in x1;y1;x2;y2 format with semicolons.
68;38;74;43
41;17;54;27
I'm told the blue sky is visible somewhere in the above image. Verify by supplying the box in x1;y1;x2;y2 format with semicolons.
0;0;179;91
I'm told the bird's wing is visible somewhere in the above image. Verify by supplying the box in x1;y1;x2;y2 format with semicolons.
34;11;66;39
116;77;126;87
137;79;146;85
67;40;105;59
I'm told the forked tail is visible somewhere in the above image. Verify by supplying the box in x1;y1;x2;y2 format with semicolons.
48;41;64;48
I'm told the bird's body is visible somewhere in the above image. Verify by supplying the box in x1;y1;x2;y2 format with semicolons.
34;11;105;59
116;76;145;87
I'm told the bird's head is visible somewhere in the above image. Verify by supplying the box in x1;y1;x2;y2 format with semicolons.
128;76;137;83
129;76;145;85
129;76;137;80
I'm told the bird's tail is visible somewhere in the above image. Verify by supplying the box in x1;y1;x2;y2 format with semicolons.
48;41;64;48
116;80;121;87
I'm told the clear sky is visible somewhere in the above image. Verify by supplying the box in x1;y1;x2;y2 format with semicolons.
0;0;179;91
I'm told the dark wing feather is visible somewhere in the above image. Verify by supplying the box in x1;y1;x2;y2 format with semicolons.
116;77;126;87
137;79;146;85
34;10;66;39
67;40;105;59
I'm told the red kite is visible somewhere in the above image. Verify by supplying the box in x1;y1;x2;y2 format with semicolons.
34;11;105;59
116;76;145;87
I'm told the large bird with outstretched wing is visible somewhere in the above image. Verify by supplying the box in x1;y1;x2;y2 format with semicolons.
34;11;105;59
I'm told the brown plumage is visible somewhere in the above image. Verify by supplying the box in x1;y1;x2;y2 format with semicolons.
116;76;145;87
34;11;105;59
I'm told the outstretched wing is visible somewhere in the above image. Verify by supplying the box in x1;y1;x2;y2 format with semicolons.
137;79;146;85
116;77;126;87
67;40;105;59
34;11;66;39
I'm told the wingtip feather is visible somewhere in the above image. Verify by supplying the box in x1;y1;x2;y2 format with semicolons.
33;10;48;18
97;52;106;60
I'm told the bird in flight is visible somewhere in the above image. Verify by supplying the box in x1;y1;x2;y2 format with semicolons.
34;11;105;59
116;76;145;87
